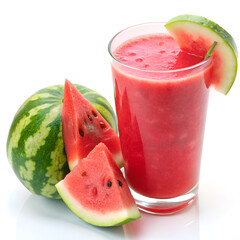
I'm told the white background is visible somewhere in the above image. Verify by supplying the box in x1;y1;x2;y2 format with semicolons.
1;0;240;239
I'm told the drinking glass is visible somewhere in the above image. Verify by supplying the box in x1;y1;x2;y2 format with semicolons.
108;23;212;214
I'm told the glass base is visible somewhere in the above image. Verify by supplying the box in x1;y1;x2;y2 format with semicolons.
129;184;198;215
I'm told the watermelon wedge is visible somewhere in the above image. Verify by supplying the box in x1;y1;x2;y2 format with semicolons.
165;14;238;94
62;79;123;170
56;143;141;227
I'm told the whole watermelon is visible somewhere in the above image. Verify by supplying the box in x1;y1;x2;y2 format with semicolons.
6;84;117;199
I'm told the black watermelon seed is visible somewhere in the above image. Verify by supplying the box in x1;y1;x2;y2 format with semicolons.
92;111;98;117
99;122;106;129
79;129;84;137
107;181;112;187
117;180;122;187
88;115;92;121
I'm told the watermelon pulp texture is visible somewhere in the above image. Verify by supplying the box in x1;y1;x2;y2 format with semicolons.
6;84;117;199
56;143;141;226
165;15;238;94
112;33;210;198
62;80;123;170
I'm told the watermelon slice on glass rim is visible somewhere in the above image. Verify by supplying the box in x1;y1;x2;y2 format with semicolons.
56;143;141;227
62;79;123;170
165;14;238;94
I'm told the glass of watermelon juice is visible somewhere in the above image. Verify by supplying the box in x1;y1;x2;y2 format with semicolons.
108;23;212;214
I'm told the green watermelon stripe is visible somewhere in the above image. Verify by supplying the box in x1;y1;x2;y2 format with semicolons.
12;96;58;126
12;99;61;130
41;127;69;198
13;93;55;120
12;105;66;198
7;103;52;165
36;87;63;98
11;106;54;169
25;106;61;158
32;111;68;198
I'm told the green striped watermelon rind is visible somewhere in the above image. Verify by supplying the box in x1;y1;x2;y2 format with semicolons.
165;14;238;94
6;84;118;199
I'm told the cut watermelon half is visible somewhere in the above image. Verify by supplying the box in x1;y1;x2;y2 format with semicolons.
56;143;141;227
62;79;123;170
165;14;238;94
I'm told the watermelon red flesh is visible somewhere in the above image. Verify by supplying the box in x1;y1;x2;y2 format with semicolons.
56;143;141;226
169;29;223;87
62;79;123;170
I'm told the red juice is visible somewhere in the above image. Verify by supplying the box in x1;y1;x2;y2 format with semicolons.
110;31;211;200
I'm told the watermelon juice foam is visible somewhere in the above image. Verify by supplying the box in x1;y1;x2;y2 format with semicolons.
108;23;212;214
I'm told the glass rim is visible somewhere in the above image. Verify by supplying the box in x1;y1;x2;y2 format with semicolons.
108;22;212;74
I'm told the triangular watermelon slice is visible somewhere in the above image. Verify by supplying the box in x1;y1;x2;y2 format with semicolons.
62;79;123;170
56;143;141;226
